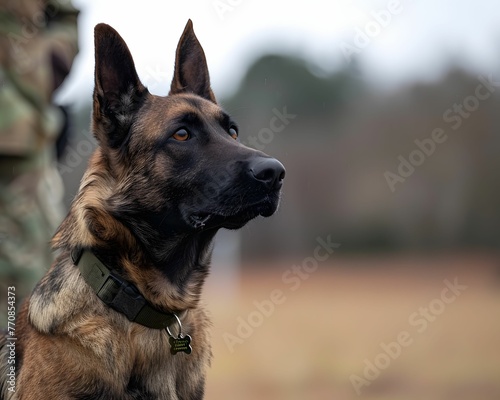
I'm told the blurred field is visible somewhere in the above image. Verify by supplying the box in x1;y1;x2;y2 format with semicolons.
204;253;500;400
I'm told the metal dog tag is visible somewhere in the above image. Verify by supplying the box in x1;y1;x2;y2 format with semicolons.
169;334;192;355
165;313;192;355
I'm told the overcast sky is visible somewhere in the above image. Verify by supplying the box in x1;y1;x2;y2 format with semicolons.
56;0;500;104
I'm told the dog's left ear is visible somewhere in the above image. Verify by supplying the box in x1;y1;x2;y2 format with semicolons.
169;20;216;103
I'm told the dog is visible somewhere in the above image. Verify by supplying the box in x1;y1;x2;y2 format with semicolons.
0;20;284;399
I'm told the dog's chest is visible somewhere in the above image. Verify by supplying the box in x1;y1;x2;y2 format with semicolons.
123;329;206;399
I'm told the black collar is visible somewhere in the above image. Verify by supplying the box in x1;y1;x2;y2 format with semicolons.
71;249;177;330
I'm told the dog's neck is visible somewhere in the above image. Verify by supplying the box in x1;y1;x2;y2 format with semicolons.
72;248;186;329
52;153;217;312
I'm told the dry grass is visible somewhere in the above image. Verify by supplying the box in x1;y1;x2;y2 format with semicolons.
203;253;500;400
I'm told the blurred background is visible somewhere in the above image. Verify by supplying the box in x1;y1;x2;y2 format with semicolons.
3;0;500;398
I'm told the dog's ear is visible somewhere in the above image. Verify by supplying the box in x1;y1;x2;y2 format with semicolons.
169;20;216;103
93;23;147;147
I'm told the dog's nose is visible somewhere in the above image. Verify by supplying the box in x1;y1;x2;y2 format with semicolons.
249;157;286;190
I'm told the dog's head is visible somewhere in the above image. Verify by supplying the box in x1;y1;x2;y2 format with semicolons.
91;20;285;237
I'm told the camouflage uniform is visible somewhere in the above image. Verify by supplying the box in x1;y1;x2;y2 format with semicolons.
0;0;78;326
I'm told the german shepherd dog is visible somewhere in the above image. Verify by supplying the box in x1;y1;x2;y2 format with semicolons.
0;20;284;399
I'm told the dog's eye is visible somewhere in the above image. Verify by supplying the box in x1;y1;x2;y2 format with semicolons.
229;126;238;140
172;128;190;141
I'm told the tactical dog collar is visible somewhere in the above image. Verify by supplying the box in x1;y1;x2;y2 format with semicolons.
71;249;178;330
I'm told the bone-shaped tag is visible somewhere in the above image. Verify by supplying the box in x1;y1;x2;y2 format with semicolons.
169;334;192;355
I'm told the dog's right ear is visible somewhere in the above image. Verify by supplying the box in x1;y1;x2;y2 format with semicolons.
93;23;147;148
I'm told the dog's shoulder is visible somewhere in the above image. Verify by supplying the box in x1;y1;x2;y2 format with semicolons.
28;254;98;334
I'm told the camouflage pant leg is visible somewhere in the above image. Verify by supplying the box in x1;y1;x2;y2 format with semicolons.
0;165;64;328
